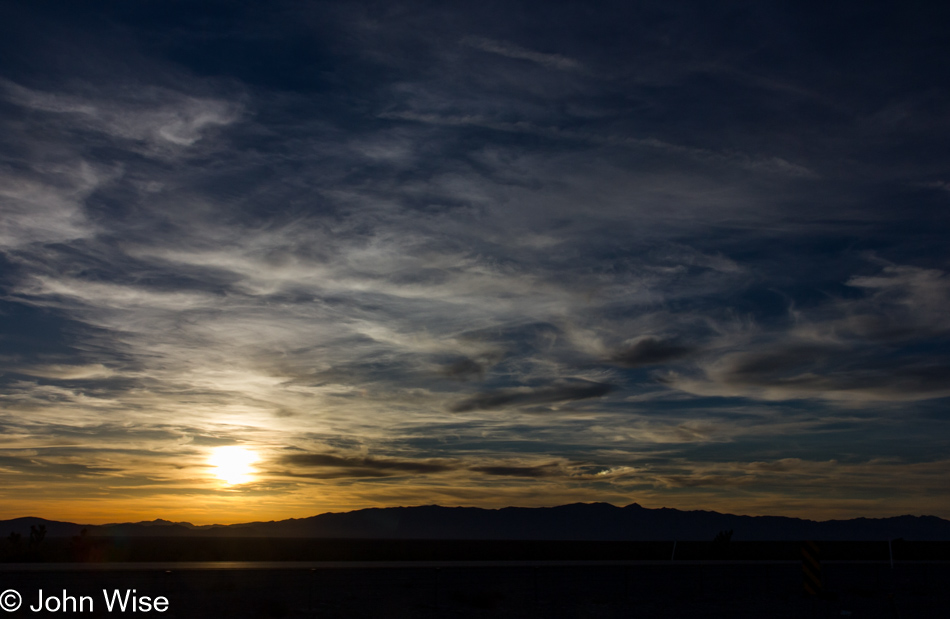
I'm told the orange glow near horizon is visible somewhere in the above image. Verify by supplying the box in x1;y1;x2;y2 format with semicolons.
4;484;948;527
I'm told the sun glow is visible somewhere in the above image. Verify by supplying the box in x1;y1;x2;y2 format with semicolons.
209;446;259;485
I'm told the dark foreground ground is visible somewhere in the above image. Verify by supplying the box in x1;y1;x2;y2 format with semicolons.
1;560;946;618
5;538;950;562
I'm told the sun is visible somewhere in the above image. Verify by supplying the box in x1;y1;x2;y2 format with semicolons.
209;446;259;485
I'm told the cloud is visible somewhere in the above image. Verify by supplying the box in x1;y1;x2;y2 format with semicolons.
0;161;100;249
609;336;696;367
19;276;218;311
277;453;456;478
450;380;616;412
461;37;585;72
659;265;950;402
845;265;950;332
0;79;242;153
438;357;486;380
469;464;561;478
13;364;115;380
379;112;816;178
677;359;950;402
0;454;121;478
651;458;950;499
918;180;950;194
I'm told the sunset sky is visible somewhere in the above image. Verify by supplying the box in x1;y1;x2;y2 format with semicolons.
2;1;949;525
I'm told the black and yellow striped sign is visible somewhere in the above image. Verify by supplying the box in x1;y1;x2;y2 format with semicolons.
802;540;822;596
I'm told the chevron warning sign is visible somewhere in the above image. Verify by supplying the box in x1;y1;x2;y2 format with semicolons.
802;540;822;596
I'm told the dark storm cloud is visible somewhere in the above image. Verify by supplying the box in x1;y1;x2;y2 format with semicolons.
450;380;616;412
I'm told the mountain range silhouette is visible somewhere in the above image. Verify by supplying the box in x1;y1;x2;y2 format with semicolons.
5;503;950;540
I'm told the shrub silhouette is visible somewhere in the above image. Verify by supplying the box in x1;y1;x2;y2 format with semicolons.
713;529;733;543
29;524;47;548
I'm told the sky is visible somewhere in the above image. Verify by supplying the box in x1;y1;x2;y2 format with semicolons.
1;0;949;525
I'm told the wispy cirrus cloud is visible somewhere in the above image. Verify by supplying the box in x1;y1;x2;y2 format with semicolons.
0;78;242;152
